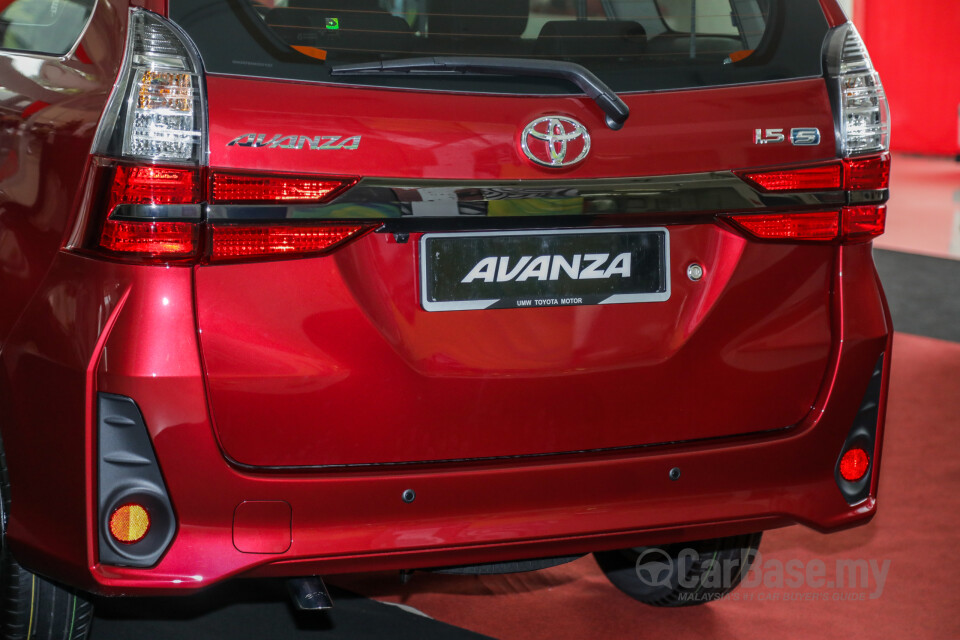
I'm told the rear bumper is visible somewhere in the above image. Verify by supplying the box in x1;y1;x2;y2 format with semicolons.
0;242;891;596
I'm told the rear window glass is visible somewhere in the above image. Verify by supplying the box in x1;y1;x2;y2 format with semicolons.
170;0;829;94
0;0;95;55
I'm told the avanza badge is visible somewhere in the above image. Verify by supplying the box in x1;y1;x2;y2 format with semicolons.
461;253;632;284
227;133;362;150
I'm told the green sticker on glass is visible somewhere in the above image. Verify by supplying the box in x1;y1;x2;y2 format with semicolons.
325;17;339;30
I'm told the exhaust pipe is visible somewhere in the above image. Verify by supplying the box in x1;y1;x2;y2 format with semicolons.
287;576;334;610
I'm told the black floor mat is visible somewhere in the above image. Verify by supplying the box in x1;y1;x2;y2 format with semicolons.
874;249;960;343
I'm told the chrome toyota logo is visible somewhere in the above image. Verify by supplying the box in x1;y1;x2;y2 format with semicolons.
520;116;591;168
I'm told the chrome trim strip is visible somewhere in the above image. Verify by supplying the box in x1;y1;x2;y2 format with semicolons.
206;171;850;221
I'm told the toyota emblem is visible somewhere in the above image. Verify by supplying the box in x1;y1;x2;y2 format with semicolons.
520;116;591;168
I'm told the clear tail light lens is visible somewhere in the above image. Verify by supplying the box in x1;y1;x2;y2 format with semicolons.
92;9;205;163
831;25;890;157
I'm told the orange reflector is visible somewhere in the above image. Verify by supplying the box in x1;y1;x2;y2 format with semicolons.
839;448;870;482
109;504;151;544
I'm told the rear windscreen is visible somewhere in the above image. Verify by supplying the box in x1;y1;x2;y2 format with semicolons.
169;0;830;94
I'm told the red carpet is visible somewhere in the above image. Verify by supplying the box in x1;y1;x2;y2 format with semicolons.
334;332;960;639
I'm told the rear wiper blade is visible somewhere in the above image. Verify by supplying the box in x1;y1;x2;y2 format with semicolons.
331;56;629;131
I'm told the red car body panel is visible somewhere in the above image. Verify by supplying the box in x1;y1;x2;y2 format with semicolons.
0;0;892;598
198;230;835;467
208;76;839;181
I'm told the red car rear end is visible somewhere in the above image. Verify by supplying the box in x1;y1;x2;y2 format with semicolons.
0;0;891;635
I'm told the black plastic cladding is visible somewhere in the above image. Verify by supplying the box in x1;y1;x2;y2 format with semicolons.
834;354;884;505
98;393;176;567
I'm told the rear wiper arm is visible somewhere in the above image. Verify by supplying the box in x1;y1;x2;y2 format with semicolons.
331;56;629;130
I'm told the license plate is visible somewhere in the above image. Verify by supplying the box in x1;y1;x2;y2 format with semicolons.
420;228;670;312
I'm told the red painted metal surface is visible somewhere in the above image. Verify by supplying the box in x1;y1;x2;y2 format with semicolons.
197;226;834;467
0;0;893;599
208;76;839;180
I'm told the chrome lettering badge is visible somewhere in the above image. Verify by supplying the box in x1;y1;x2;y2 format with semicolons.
754;127;821;146
462;253;631;284
790;128;822;146
521;117;590;167
227;133;362;150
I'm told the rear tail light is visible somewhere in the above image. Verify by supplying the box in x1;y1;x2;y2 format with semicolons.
89;163;365;261
108;165;200;212
738;164;843;192
726;205;885;243
726;212;840;241
73;9;368;263
739;154;890;193
732;23;892;247
210;224;374;260
827;24;891;157
843;154;891;190
842;205;886;241
100;219;198;256
92;10;205;163
211;173;357;204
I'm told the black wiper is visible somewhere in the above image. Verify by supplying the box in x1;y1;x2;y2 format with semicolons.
331;56;629;131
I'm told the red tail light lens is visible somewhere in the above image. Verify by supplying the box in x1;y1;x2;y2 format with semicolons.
842;205;886;240
726;212;840;241
839;448;870;482
739;164;843;192
210;224;373;260
211;173;355;204
843;154;891;190
100;220;198;256
84;161;370;261
109;165;200;213
738;155;890;192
